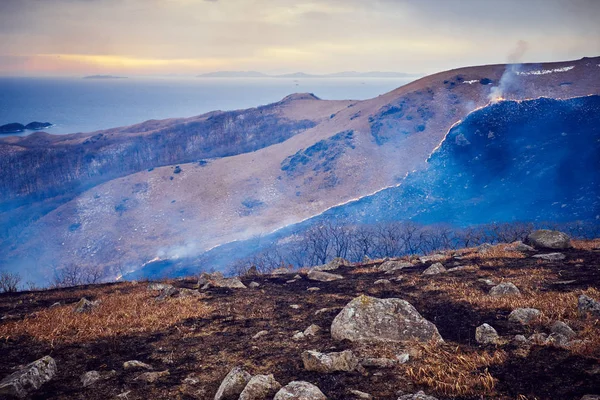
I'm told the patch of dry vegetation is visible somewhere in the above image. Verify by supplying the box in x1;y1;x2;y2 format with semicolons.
572;239;600;250
0;286;214;344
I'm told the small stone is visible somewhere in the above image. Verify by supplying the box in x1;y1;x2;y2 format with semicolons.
252;330;269;340
307;287;321;292
422;263;446;275
397;391;439;400
134;370;169;383
478;278;495;286
528;333;548;343
533;253;566;261
286;279;297;284
307;270;344;282
81;371;101;388
349;389;373;399
396;353;410;364
239;374;281;400
509;308;541;324
304;324;322;337
505;241;535;252
314;307;339;315
123;360;153;370
513;334;529;346
374;279;391;285
290;304;301;309
578;295;600;318
274;381;327;400
248;281;260;288
156;286;179;301
73;298;100;313
361;357;397;368
214;367;251;400
475;323;500;344
294;275;302;280
489;282;520;297
377;261;412;273
545;333;569;346
293;331;306;341
550;321;576;339
302;350;359;373
477;243;494;253
419;254;446;263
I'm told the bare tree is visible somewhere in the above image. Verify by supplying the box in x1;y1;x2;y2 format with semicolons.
52;264;105;288
0;271;21;293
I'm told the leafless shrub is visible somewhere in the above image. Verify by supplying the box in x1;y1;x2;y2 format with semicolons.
0;271;21;293
51;264;105;288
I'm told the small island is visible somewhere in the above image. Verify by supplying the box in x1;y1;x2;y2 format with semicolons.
83;75;127;79
0;122;53;134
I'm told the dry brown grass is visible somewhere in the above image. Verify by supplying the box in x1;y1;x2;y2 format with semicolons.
462;245;527;260
572;239;600;250
0;287;214;345
403;342;507;397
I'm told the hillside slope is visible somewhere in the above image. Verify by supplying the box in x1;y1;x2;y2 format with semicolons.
2;57;600;284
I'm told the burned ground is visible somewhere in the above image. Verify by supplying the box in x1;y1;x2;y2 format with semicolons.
1;242;599;399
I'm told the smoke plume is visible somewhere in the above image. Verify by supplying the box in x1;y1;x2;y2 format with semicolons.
489;40;529;102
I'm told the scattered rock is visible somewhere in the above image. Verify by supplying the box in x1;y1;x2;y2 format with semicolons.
580;395;600;400
270;268;292;275
422;263;446;275
239;374;281;400
349;389;373;399
526;230;572;249
73;297;100;313
361;357;397;368
509;308;542;324
81;371;101;388
156;285;179;301
292;332;306;341
274;381;327;400
550;321;576;339
293;274;302;280
512;334;529;346
307;287;320;292
396;353;410;364
475;323;500;344
397;391;439;400
0;356;57;398
533;253;566;261
419;254;446;263
447;266;469;272
307;270;344;282
123;360;153;370
578;295;600;318
489;282;521;297
478;278;495;286
313;258;349;271
249;281;260;288
373;279;391;285
302;349;359;373
331;295;443;343
178;288;200;298
212;276;247;289
147;282;171;291
214;366;252;400
304;324;322;337
134;370;169;383
528;333;549;343
377;261;412;273
314;307;340;316
505;241;536;252
545;333;569;346
477;243;494;253
290;304;301;309
286;279;298;284
252;330;269;340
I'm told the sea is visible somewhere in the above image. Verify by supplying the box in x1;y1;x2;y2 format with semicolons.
0;76;417;136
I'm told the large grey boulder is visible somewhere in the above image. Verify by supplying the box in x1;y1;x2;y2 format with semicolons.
274;381;327;400
377;261;412;273
0;356;57;398
302;350;359;373
508;308;541;324
422;263;446;275
214;366;252;400
331;295;443;343
397;391;439;400
475;323;500;344
578;295;600;318
313;258;349;271
239;374;281;400
203;276;247;290
307;270;344;282
526;230;572;249
489;282;521;297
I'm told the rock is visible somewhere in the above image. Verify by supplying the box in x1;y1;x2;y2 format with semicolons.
377;261;412;273
545;333;569;346
246;281;259;289
123;360;153;370
419;254;446;263
81;371;101;388
302;350;359;373
147;282;171;291
396;353;410;364
135;370;169;383
505;241;536;252
314;307;340;316
73;297;100;313
532;252;566;261
290;304;301;309
274;381;327;400
550;321;576;339
286;279;298;284
331;295;443;343
178;288;200;298
292;332;306;341
214;366;251;400
156;285;179;301
0;356;57;398
293;274;302;280
239;374;281;400
307;287;320;292
475;323;500;344
252;330;269;340
478;278;495;286
349;389;373;399
447;266;469;272
304;324;322;337
509;308;541;324
307;270;344;282
578;295;600;318
374;279;391;285
489;282;521;297
313;257;349;271
477;243;494;253
397;391;439;400
526;230;572;249
581;396;600;400
512;334;529;346
422;263;446;275
528;333;548;343
270;268;292;275
202;275;247;289
361;357;397;368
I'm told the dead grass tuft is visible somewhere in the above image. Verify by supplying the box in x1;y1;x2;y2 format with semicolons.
0;287;214;344
572;239;600;251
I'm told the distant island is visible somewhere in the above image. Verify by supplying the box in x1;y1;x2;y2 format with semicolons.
83;75;127;79
0;122;53;134
197;71;420;78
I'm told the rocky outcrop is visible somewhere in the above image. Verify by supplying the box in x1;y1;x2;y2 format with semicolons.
0;356;57;398
526;230;572;249
307;270;344;282
239;374;281;400
422;263;446;275
274;381;327;400
508;308;541;324
475;323;500;344
377;260;412;273
301;350;359;373
331;295;443;343
214;367;252;400
578;295;600;318
489;282;520;297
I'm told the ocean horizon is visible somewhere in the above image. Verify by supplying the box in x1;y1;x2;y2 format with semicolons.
0;76;416;136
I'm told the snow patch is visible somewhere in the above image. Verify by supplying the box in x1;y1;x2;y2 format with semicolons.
463;80;479;84
516;66;574;76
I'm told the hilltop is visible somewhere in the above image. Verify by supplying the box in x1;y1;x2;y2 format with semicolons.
1;234;599;399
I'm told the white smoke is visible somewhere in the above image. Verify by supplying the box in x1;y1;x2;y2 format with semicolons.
488;40;529;103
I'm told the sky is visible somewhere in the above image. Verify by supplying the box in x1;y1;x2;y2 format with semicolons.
1;0;599;77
